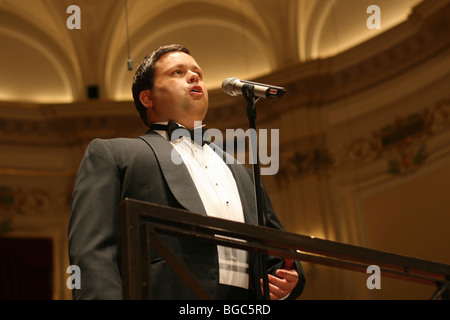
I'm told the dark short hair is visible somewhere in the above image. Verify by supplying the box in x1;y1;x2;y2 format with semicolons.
132;44;191;127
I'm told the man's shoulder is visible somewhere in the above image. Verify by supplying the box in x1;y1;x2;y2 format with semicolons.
85;133;157;155
88;130;157;146
83;134;161;166
87;136;141;147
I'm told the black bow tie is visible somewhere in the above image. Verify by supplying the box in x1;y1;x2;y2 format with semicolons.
151;121;208;146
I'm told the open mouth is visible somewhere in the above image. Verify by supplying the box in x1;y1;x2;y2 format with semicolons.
190;86;202;94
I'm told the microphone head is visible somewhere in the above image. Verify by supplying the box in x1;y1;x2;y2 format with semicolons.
222;77;239;96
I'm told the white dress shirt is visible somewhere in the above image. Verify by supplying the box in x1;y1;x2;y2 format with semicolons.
154;125;249;289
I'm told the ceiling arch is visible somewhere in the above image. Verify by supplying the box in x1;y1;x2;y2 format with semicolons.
0;0;428;104
0;28;73;103
298;0;337;61
106;0;276;100
0;8;81;103
110;19;273;100
302;0;423;60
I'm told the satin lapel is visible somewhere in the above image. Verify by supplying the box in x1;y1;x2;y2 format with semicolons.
227;164;258;225
139;131;207;215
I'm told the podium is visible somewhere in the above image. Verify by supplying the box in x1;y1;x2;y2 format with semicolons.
120;198;450;300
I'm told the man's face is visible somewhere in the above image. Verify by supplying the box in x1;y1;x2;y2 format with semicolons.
148;51;208;129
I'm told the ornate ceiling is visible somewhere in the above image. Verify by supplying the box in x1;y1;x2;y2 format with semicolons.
0;0;422;104
1;1;450;301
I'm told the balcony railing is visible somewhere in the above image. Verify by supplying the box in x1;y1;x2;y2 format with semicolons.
120;198;450;300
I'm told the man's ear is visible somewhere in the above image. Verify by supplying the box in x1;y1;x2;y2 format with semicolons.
139;89;152;109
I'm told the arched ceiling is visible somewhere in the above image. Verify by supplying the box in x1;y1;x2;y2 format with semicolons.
0;0;423;104
307;0;423;59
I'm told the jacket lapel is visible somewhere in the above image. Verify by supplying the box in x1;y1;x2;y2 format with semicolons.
139;134;258;223
227;164;258;226
139;131;207;215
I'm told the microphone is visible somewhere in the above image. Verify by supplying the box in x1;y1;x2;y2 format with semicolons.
222;77;286;99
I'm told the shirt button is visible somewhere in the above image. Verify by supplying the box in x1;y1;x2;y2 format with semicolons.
232;256;237;262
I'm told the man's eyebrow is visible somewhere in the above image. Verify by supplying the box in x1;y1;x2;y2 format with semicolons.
169;63;202;72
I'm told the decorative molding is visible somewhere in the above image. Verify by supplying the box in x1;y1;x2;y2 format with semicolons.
387;144;428;176
0;108;145;146
275;147;332;186
0;2;448;146
330;99;450;173
207;1;450;128
272;98;450;185
0;167;75;178
0;185;70;217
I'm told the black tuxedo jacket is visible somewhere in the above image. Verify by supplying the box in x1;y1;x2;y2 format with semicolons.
68;130;305;299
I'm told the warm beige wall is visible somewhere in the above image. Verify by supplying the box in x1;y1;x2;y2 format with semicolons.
1;0;449;300
362;158;450;299
251;2;450;298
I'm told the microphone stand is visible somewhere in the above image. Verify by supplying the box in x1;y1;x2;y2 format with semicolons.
241;84;270;300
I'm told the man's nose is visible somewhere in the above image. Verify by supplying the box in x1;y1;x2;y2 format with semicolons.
187;71;199;83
